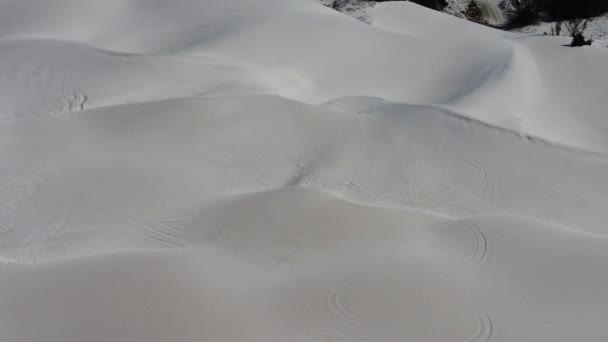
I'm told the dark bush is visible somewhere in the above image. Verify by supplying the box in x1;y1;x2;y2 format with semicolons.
503;0;541;28
410;0;448;11
324;0;354;10
503;0;608;28
374;0;448;11
570;33;592;46
465;1;486;24
566;19;593;46
541;0;608;20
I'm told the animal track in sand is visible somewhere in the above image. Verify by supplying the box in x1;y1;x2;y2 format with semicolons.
499;172;579;205
325;279;495;341
59;92;88;115
432;219;489;266
127;218;192;248
24;205;73;263
406;156;495;211
324;275;446;327
129;207;209;223
326;286;357;324
468;313;495;342
308;329;348;342
467;221;489;265
0;165;73;263
272;250;308;270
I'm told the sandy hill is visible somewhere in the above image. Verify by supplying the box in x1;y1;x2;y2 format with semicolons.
1;0;608;341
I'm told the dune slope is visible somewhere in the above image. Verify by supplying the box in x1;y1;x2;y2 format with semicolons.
1;0;608;341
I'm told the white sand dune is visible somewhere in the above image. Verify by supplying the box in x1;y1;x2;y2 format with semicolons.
1;0;608;341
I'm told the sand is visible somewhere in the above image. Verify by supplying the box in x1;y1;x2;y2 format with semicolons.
1;0;608;341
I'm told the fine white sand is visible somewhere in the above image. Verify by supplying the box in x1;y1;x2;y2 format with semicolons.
1;1;608;341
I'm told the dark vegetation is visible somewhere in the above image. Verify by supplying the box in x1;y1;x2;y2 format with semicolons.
465;1;486;24
543;0;608;20
502;0;541;28
496;0;600;46
565;19;594;46
326;0;448;12
393;0;448;11
325;0;604;47
502;0;608;28
328;0;607;21
326;0;350;10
